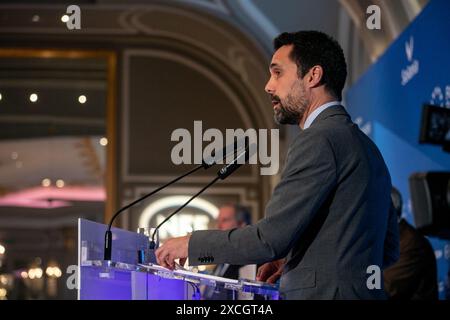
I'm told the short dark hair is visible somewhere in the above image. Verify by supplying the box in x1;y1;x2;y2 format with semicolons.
274;31;347;100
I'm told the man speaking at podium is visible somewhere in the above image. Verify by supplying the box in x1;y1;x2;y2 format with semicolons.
156;31;399;300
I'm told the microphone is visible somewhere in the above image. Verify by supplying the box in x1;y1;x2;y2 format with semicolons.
217;142;250;180
202;136;247;168
103;137;247;261
149;138;255;249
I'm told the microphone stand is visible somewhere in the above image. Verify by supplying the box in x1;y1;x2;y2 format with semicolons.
104;164;204;260
104;138;250;261
149;176;221;248
150;140;251;247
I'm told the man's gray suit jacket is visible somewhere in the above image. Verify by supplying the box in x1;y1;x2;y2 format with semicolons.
189;105;399;299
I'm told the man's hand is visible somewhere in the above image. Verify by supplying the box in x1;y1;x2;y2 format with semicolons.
155;235;191;270
256;259;285;284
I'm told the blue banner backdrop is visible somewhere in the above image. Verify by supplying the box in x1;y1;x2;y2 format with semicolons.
346;0;450;299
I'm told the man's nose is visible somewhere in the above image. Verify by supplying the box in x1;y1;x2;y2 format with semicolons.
265;78;275;94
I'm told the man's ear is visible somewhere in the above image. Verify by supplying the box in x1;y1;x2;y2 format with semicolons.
306;65;323;88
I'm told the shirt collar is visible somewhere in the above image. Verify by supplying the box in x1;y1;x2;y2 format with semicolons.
303;101;341;129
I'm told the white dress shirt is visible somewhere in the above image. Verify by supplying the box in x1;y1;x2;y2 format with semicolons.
303;101;341;129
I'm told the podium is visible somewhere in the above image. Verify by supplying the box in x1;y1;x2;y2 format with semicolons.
78;219;279;300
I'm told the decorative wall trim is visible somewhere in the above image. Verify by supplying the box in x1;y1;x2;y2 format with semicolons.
121;48;259;184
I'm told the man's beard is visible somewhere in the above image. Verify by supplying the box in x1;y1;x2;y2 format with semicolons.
273;82;308;125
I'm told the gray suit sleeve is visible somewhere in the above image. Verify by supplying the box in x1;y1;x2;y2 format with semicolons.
383;202;400;269
188;130;337;266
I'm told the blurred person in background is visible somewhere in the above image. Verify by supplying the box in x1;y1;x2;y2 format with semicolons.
204;204;255;299
383;187;438;300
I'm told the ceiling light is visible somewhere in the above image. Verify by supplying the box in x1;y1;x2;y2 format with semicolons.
42;178;51;187
29;93;38;102
99;137;108;146
56;179;65;188
78;95;87;104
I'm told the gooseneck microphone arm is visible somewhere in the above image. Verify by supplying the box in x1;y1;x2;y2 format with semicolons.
104;164;204;261
150;141;252;247
107;165;204;231
103;138;247;261
150;176;221;247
